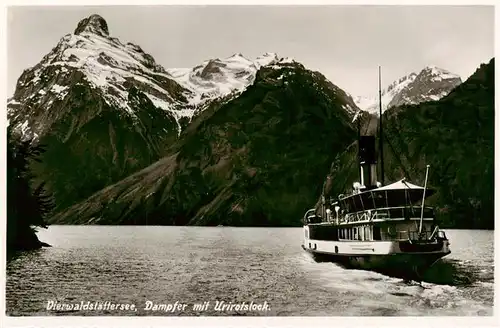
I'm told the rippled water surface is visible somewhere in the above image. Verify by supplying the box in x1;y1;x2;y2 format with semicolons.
6;227;494;316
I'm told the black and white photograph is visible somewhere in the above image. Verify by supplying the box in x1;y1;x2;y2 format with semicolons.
2;2;497;325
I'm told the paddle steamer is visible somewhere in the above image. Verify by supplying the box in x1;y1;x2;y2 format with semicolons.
302;68;451;280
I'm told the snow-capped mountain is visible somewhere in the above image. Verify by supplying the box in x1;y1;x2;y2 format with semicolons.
166;52;296;111
8;14;190;139
6;15;193;210
7;14;297;140
354;66;462;114
6;13;311;212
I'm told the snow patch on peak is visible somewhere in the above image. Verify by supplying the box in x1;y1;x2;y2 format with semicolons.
279;57;295;64
255;52;280;68
50;84;70;99
262;52;278;57
424;65;447;73
422;65;461;81
229;53;246;59
224;53;254;66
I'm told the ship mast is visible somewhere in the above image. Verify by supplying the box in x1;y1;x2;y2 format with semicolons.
358;107;361;183
378;66;385;186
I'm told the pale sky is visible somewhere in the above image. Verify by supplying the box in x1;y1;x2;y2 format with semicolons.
7;5;495;97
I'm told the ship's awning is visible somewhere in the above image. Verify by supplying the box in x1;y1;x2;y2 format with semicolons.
371;179;436;205
371;179;428;191
338;179;435;212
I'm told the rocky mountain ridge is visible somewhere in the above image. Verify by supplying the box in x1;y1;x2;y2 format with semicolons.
48;59;360;226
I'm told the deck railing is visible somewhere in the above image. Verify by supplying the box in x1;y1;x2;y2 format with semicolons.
340;206;434;224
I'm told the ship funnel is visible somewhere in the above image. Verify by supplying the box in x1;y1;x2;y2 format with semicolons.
358;136;378;188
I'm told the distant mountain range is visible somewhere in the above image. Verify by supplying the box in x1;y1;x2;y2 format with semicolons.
354;66;462;114
6;14;494;229
166;52;298;112
7;14;461;141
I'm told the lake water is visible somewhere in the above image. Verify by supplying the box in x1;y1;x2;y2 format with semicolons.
5;226;494;316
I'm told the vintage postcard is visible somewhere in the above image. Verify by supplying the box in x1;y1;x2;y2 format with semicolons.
2;2;497;328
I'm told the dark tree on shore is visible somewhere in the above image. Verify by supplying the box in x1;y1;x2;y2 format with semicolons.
7;127;54;252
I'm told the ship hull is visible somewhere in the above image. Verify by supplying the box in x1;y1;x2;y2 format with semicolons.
302;244;449;281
